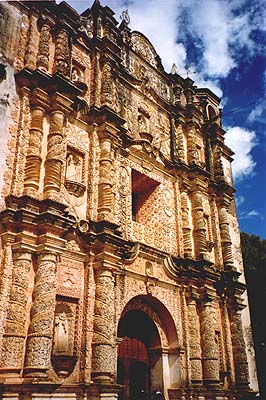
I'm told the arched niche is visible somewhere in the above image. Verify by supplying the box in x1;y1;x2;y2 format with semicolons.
117;295;181;400
207;104;217;120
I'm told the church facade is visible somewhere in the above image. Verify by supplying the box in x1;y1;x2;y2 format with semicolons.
0;1;257;399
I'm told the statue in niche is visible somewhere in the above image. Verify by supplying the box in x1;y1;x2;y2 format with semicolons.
66;153;82;182
53;312;69;355
138;114;148;133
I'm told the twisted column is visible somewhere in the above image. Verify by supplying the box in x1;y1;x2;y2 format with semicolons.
37;23;51;72
186;288;203;384
191;190;207;259
24;15;38;69
199;291;220;384
0;235;14;360
221;297;235;386
101;62;115;107
1;251;32;371
44;109;65;198
97;132;115;221
24;252;57;376
229;303;250;388
92;267;116;382
180;189;192;258
24;106;45;196
53;28;70;77
217;200;234;269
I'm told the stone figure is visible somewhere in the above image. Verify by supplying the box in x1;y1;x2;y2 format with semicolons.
66;154;82;182
54;312;69;354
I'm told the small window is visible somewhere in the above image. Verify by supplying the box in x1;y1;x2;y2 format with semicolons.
131;170;159;223
207;105;216;120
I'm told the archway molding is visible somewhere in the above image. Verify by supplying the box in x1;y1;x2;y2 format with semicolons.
117;295;181;399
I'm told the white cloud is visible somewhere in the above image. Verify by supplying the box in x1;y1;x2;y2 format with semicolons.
236;195;245;207
224;127;257;181
239;210;264;220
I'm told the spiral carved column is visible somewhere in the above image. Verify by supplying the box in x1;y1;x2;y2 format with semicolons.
221;297;235;386
0;235;14;361
186;288;203;384
180;189;192;258
24;106;45;196
217;200;234;269
37;23;51;72
0;251;32;371
44;110;65;198
53;28;70;77
229;303;250;388
24;252;57;377
199;291;220;385
101;62;115;107
97;133;115;221
191;190;207;259
92;268;116;382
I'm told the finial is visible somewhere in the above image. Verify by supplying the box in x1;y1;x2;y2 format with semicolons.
120;9;130;26
171;63;178;75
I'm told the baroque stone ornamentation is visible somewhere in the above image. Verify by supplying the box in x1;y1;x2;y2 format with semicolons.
36;23;51;72
24;252;57;376
0;1;257;399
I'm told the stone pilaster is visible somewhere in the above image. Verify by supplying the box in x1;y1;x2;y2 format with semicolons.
92;266;116;382
229;301;250;389
1;251;32;372
37;22;51;72
180;185;192;258
199;289;220;385
24;105;45;196
53;28;70;77
24;252;57;377
185;287;203;384
191;187;207;259
217;196;234;269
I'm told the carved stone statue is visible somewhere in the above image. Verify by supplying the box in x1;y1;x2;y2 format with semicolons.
53;312;69;355
66;153;82;182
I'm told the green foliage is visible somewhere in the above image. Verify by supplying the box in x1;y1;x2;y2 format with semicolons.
240;232;266;274
240;232;266;398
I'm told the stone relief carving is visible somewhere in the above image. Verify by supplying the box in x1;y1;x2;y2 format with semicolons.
131;33;157;68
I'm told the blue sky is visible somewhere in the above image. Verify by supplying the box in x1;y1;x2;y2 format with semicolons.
64;0;266;238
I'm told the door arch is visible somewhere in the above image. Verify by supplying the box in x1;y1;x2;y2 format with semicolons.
117;296;180;400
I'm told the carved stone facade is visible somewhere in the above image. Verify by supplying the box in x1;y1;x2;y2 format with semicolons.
0;1;257;400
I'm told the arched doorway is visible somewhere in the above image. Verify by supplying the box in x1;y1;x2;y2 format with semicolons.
117;296;180;400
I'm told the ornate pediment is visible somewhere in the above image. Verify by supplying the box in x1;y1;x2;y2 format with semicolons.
131;31;158;68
